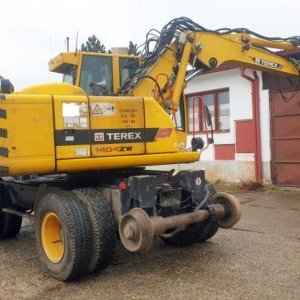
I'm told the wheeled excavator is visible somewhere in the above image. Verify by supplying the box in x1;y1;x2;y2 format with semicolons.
0;17;299;281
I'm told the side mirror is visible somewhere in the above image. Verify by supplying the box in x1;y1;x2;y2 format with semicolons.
0;78;14;94
204;105;212;127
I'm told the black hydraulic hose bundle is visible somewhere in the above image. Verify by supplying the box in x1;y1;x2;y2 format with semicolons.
117;17;300;96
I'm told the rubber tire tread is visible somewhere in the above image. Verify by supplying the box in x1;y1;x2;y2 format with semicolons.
0;213;22;239
73;188;116;273
161;181;219;247
0;185;22;239
35;191;92;281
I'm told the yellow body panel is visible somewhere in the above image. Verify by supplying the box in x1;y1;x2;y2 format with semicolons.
144;98;180;153
57;151;201;173
0;91;195;176
18;83;86;96
48;52;80;74
89;96;146;157
52;95;90;160
0;94;55;175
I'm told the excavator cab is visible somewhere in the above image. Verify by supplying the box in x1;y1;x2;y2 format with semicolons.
49;52;139;95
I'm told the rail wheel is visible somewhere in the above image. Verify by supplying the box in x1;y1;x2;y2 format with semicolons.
0;185;22;239
35;191;92;281
73;188;116;273
160;181;219;246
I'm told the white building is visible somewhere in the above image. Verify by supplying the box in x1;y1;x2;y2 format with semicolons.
155;53;300;187
184;67;270;184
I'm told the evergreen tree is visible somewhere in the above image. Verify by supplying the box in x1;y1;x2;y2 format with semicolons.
81;35;107;53
128;41;141;55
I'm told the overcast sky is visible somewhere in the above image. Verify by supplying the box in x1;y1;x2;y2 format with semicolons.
1;0;300;90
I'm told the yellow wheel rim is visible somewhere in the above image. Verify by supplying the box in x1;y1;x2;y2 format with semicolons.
41;212;65;263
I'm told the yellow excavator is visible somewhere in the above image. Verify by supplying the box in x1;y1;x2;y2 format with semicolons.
0;17;299;281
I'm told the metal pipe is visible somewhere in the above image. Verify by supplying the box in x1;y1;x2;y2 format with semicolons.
151;204;225;236
2;208;34;220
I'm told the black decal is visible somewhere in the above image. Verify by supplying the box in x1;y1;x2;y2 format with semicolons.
0;166;9;176
55;129;90;146
0;147;8;157
0;109;7;119
91;128;159;144
55;128;159;146
0;128;7;138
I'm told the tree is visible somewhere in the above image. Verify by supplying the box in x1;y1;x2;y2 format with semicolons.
81;35;107;53
128;41;141;55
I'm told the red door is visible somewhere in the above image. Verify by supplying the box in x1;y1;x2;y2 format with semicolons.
270;92;300;187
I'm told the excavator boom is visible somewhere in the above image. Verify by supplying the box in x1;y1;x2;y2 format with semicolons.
119;18;300;112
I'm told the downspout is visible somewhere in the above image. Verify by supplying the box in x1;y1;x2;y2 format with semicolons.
240;69;263;184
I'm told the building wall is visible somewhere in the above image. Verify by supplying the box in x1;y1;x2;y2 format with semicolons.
187;69;271;182
149;69;272;183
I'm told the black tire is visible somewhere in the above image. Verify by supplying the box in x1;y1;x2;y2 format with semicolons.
35;191;92;281
160;181;219;246
0;185;22;239
73;188;116;273
0;213;22;239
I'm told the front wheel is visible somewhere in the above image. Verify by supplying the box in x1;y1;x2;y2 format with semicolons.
35;191;92;281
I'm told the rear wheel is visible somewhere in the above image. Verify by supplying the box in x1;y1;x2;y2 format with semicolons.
35;191;92;281
0;213;22;239
73;188;116;273
160;181;219;246
0;185;22;239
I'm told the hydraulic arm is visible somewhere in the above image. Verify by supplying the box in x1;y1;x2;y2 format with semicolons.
119;18;300;112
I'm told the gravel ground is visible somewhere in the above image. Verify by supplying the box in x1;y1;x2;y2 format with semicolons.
0;185;299;299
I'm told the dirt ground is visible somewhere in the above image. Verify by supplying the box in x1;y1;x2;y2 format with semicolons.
0;184;299;300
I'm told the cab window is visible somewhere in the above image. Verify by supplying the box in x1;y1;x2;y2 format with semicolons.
62;65;77;85
79;55;113;95
119;58;139;86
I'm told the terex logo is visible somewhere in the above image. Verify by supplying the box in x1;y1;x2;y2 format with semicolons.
252;57;283;69
106;132;142;141
92;128;159;144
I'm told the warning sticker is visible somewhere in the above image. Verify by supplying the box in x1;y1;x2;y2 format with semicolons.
91;102;115;116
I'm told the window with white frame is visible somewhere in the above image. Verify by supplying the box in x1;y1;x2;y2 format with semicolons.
186;89;230;133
